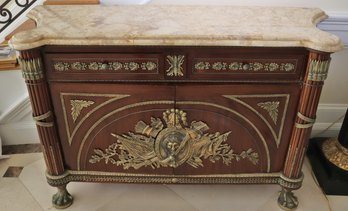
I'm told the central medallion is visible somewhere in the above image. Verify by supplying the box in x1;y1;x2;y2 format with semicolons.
89;109;259;169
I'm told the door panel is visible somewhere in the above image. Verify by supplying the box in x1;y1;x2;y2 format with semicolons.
49;83;175;175
174;84;301;174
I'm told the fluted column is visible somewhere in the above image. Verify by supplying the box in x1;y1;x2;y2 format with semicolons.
278;51;331;210
18;49;65;176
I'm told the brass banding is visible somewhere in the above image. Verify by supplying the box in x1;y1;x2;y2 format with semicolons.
279;172;303;183
33;111;54;127
46;170;280;186
295;112;315;129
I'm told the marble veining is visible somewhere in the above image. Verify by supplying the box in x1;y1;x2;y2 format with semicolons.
10;5;343;52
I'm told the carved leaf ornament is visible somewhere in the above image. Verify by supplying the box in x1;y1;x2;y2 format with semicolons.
257;101;280;124
70;100;94;122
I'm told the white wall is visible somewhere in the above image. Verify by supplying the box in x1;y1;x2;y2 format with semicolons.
321;49;348;104
0;0;44;146
0;70;28;119
149;0;348;14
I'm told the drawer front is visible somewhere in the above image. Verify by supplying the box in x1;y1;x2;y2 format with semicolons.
43;46;308;82
187;47;308;81
45;53;164;81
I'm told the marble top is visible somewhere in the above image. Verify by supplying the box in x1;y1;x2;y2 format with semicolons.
10;5;343;52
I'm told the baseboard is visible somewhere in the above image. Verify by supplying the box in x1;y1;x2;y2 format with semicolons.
0;121;39;145
0;96;38;145
311;123;343;138
0;96;31;123
311;104;347;137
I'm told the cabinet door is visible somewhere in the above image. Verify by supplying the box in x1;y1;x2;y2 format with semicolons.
174;84;300;174
49;83;175;175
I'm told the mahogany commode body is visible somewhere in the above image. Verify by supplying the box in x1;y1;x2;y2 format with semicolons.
10;5;343;210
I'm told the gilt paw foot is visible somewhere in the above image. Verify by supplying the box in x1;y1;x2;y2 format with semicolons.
278;187;298;210
52;185;73;209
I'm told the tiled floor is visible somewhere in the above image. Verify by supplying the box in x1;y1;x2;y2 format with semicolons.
0;152;347;211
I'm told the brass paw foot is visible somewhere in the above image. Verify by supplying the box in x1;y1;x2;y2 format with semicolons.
278;188;298;210
52;185;73;209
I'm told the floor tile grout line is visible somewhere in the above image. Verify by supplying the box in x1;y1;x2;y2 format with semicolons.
92;183;136;211
163;184;201;211
1;176;45;211
1;158;12;177
17;160;49;211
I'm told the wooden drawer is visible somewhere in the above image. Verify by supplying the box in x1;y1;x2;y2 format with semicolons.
43;46;308;82
45;53;164;81
187;47;308;81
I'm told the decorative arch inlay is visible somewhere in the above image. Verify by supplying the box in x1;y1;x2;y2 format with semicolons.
77;101;271;172
223;94;289;148
60;93;130;145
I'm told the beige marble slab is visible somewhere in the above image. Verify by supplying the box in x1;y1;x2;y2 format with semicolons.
10;5;343;52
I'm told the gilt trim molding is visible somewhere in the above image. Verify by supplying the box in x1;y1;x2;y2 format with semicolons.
46;170;281;186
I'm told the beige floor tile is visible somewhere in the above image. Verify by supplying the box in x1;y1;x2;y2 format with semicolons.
96;184;198;211
261;183;330;211
19;159;56;210
256;186;331;211
302;157;323;190
167;183;278;211
0;178;43;211
291;184;331;211
20;158;130;211
16;154;336;211
327;195;348;211
167;163;330;211
5;153;43;167
21;158;196;211
54;182;130;211
0;159;9;176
